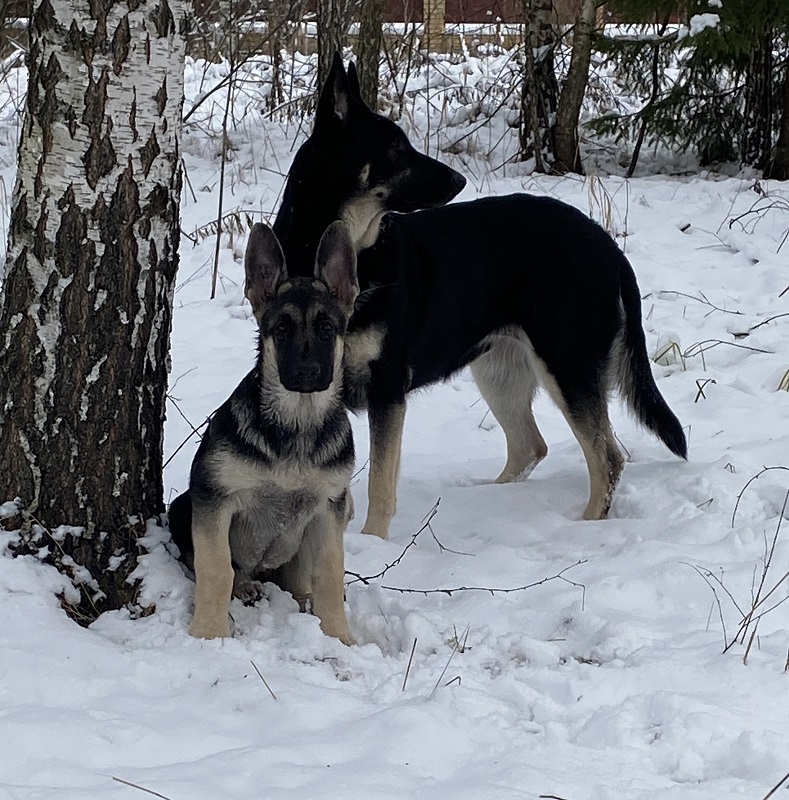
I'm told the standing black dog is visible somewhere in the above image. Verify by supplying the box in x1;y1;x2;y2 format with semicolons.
172;55;687;546
271;55;686;537
177;221;359;644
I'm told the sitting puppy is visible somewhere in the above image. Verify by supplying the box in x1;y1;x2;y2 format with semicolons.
174;221;358;645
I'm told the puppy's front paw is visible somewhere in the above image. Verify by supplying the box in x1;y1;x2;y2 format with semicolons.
319;618;356;646
189;616;232;639
338;629;357;647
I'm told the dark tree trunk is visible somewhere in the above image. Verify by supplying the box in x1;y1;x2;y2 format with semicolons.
519;0;559;171
741;26;773;171
553;0;596;174
766;60;789;180
0;0;188;621
317;0;346;89
357;0;384;109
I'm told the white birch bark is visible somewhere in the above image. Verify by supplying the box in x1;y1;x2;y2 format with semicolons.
0;0;189;617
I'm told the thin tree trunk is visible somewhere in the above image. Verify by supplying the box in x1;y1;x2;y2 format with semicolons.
741;26;773;171
519;0;559;171
317;0;346;89
357;0;384;109
766;58;789;180
267;0;287;111
626;16;669;179
0;0;188;620
553;0;596;174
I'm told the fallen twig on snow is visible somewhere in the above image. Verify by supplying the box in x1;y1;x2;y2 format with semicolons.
379;559;588;606
112;777;174;800
345;499;442;586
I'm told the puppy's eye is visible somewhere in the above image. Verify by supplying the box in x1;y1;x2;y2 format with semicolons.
274;319;290;338
318;320;334;341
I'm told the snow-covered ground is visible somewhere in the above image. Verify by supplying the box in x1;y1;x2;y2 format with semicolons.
2;55;789;799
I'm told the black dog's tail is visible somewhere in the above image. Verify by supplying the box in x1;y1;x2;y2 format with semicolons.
617;261;688;459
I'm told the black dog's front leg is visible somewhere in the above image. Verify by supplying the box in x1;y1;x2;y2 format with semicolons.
361;401;405;539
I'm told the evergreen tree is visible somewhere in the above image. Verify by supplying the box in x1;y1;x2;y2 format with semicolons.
591;0;789;174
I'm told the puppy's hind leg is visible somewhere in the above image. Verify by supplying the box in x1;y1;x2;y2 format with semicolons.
471;337;547;483
361;401;405;539
189;503;234;639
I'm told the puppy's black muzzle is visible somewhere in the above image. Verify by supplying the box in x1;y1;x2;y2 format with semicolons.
280;362;333;394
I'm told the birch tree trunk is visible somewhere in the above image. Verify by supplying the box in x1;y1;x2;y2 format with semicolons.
519;0;559;171
0;0;188;620
553;0;596;174
357;0;384;109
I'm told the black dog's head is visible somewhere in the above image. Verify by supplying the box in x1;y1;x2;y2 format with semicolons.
245;221;358;394
311;54;466;215
273;54;467;275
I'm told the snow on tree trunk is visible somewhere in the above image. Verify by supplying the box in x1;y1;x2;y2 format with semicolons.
519;0;559;172
553;0;596;174
0;0;188;620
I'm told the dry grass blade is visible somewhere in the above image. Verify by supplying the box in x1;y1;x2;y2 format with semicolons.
651;289;743;316
429;626;467;698
684;562;729;648
779;369;789;392
250;660;278;700
112;777;174;800
742;618;759;666
587;173;615;236
162;420;209;470
731;466;789;528
725;476;789;654
694;378;716;403
761;770;789;800
653;340;685;369
402;637;418;692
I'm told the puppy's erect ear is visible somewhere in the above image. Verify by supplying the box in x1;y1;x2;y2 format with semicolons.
315;221;359;314
316;52;351;126
346;61;362;102
245;223;286;317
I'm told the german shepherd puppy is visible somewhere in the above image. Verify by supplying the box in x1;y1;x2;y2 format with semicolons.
176;221;358;645
270;55;687;537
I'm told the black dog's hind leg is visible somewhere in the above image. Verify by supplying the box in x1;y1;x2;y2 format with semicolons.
542;371;624;521
361;401;405;539
470;335;548;483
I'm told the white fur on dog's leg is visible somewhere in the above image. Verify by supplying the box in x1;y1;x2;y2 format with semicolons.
307;508;356;645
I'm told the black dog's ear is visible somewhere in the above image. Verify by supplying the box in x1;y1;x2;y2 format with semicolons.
346;61;362;101
245;222;286;317
315;221;358;314
316;52;351;125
